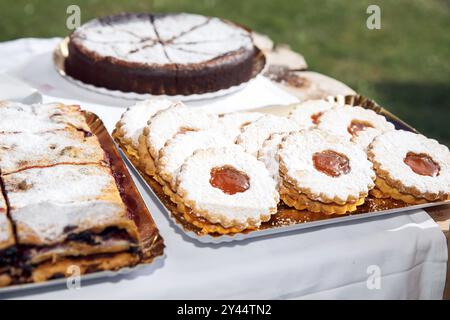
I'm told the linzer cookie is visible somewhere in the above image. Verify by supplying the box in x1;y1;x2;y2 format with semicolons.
236;114;301;155
65;13;263;95
278;130;375;214
317;105;395;150
217;112;264;141
289;99;337;129
257;132;291;190
113;99;176;163
175;147;279;234
368;130;450;204
138;102;218;178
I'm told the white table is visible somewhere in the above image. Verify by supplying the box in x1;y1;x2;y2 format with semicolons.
0;38;447;299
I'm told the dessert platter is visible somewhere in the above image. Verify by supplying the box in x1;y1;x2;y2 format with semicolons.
54;13;266;101
112;97;450;243
0;101;164;292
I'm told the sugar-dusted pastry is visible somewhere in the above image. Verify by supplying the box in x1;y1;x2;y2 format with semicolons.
157;129;238;191
0;192;15;287
236;114;301;155
317;105;395;150
257;132;291;189
65;13;260;95
176;147;278;234
0;130;106;175
4;164;140;266
368;130;450;203
138;103;218;177
278;130;375;214
113;99;178;163
288;99;337;129
217;111;264;141
0;101;91;134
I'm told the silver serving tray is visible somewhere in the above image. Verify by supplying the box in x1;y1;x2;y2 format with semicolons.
116;96;449;243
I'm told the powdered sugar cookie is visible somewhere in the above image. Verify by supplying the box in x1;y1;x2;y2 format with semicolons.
217;112;264;141
113;99;178;162
289;99;337;129
368;130;450;203
176;147;278;232
157;129;239;190
318;105;395;150
236;114;301;155
278;130;375;214
257;132;291;189
138;103;218;177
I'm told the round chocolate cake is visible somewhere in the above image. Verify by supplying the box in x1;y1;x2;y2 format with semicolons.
65;13;263;95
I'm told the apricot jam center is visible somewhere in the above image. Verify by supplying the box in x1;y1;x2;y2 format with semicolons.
404;152;440;177
347;120;374;136
313;150;351;177
210;166;250;195
311;112;323;125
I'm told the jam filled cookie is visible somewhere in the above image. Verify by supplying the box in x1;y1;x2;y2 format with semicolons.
176;147;279;234
368;130;449;203
218;112;264;141
157;129;238;192
318;105;395;150
257;132;291;190
278;130;375;214
236;114;301;156
113;99;177;163
138;103;218;177
288;99;336;129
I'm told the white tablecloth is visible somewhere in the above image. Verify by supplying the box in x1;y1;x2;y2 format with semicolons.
0;38;447;300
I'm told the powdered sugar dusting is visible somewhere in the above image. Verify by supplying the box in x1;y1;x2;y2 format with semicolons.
119;99;177;149
5;165;126;245
369;130;450;195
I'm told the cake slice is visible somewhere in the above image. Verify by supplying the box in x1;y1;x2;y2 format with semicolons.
3;164;140;270
0;101;91;134
0;129;106;175
0;191;15;287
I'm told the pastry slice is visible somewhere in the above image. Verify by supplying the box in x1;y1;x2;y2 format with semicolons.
0;191;15;287
0;101;91;134
3;164;140;268
0;129;106;175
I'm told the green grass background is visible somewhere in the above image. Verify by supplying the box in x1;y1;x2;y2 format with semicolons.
0;0;448;144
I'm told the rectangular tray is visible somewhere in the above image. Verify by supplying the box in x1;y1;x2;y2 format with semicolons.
0;111;165;294
116;95;449;243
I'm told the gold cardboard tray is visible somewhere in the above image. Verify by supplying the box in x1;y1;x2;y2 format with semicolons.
0;110;165;293
115;95;449;243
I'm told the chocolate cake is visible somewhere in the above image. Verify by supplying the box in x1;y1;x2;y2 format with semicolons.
65;13;263;95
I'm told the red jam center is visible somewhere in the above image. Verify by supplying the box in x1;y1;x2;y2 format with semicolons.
313;150;351;177
404;152;440;177
210;166;250;195
347;120;374;136
311;112;323;125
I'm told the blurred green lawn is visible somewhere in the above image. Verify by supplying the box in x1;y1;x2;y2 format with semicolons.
0;0;449;144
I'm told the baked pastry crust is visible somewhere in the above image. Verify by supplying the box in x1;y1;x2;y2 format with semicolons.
113;99;176;163
0;193;14;251
4;164;139;247
317;105;395;150
65;13;259;95
236;114;300;155
0;101;90;134
278;130;375;212
368;130;450;202
0;129;106;175
176;147;279;229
